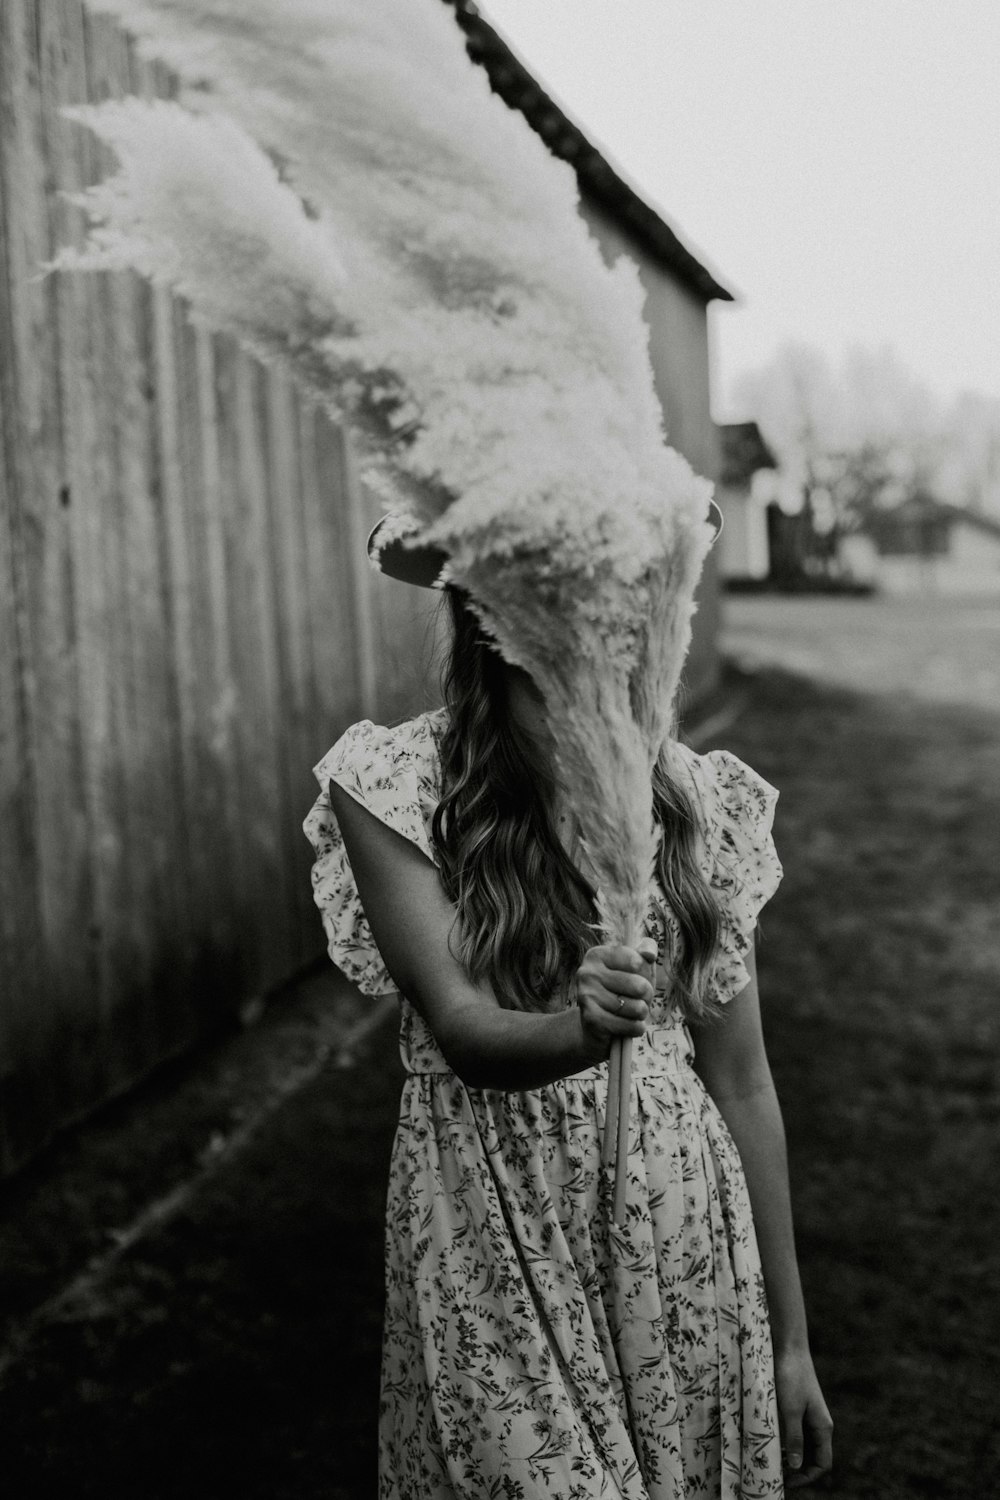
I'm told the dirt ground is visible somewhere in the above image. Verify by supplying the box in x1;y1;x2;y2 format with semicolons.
1;593;997;1498
0;969;404;1500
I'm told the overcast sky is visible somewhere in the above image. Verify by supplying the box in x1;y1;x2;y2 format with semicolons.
478;0;1000;419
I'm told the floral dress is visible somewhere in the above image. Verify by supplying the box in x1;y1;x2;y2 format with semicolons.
303;707;786;1500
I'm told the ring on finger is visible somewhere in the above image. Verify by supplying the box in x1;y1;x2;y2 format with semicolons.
617;996;626;1013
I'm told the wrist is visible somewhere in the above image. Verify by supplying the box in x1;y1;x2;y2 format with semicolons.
772;1332;812;1362
573;1005;611;1066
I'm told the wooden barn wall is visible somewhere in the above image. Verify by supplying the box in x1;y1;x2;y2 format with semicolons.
0;0;440;1175
579;195;723;711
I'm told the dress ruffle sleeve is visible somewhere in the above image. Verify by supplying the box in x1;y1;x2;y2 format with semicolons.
682;747;783;1007
302;716;440;998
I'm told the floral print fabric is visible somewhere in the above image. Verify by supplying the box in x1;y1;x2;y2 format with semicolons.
303;708;785;1499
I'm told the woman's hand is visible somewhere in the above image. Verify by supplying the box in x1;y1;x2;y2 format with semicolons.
572;940;656;1062
775;1346;833;1488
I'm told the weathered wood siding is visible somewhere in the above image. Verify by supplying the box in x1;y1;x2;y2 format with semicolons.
1;0;721;1175
580;196;724;709
0;0;442;1175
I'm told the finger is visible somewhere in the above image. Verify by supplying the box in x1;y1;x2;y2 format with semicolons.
596;995;648;1022
784;1430;829;1487
782;1414;805;1477
600;1014;648;1037
588;999;648;1032
581;998;647;1036
602;944;644;973
601;969;654;1000
809;1416;833;1475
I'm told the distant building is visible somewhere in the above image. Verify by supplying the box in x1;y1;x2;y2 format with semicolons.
714;422;777;581
850;495;1000;594
447;0;735;700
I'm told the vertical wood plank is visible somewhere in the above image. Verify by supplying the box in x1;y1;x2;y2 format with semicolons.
171;300;240;1010
246;359;298;981
147;281;205;1036
120;34;192;1066
195;324;247;994
219;343;294;997
0;2;43;1172
115;262;190;1072
341;432;379;722
294;397;367;963
79;6;144;1087
366;506;443;726
301;406;365;737
263;369;318;964
1;0;93;1146
50;3;126;1117
0;308;45;1175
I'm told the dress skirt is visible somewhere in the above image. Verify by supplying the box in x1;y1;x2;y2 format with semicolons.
377;1005;783;1500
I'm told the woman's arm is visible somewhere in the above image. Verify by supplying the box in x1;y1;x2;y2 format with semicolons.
690;941;833;1488
328;781;645;1090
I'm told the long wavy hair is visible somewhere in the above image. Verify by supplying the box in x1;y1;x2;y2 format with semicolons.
429;585;723;1021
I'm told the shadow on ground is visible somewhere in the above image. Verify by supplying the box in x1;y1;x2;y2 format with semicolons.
0;977;404;1500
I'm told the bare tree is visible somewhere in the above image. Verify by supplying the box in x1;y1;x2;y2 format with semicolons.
733;341;960;537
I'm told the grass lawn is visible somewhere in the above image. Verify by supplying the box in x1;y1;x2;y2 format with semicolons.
712;643;1000;1497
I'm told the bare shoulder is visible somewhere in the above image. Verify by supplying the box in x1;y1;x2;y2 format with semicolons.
327;777;445;989
327;775;497;1079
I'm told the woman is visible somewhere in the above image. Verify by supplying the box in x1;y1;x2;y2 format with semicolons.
303;571;833;1499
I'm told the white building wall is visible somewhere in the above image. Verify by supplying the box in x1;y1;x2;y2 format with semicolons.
878;524;1000;594
944;521;1000;592
717;483;770;579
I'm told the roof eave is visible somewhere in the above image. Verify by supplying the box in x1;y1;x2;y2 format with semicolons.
445;1;735;304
